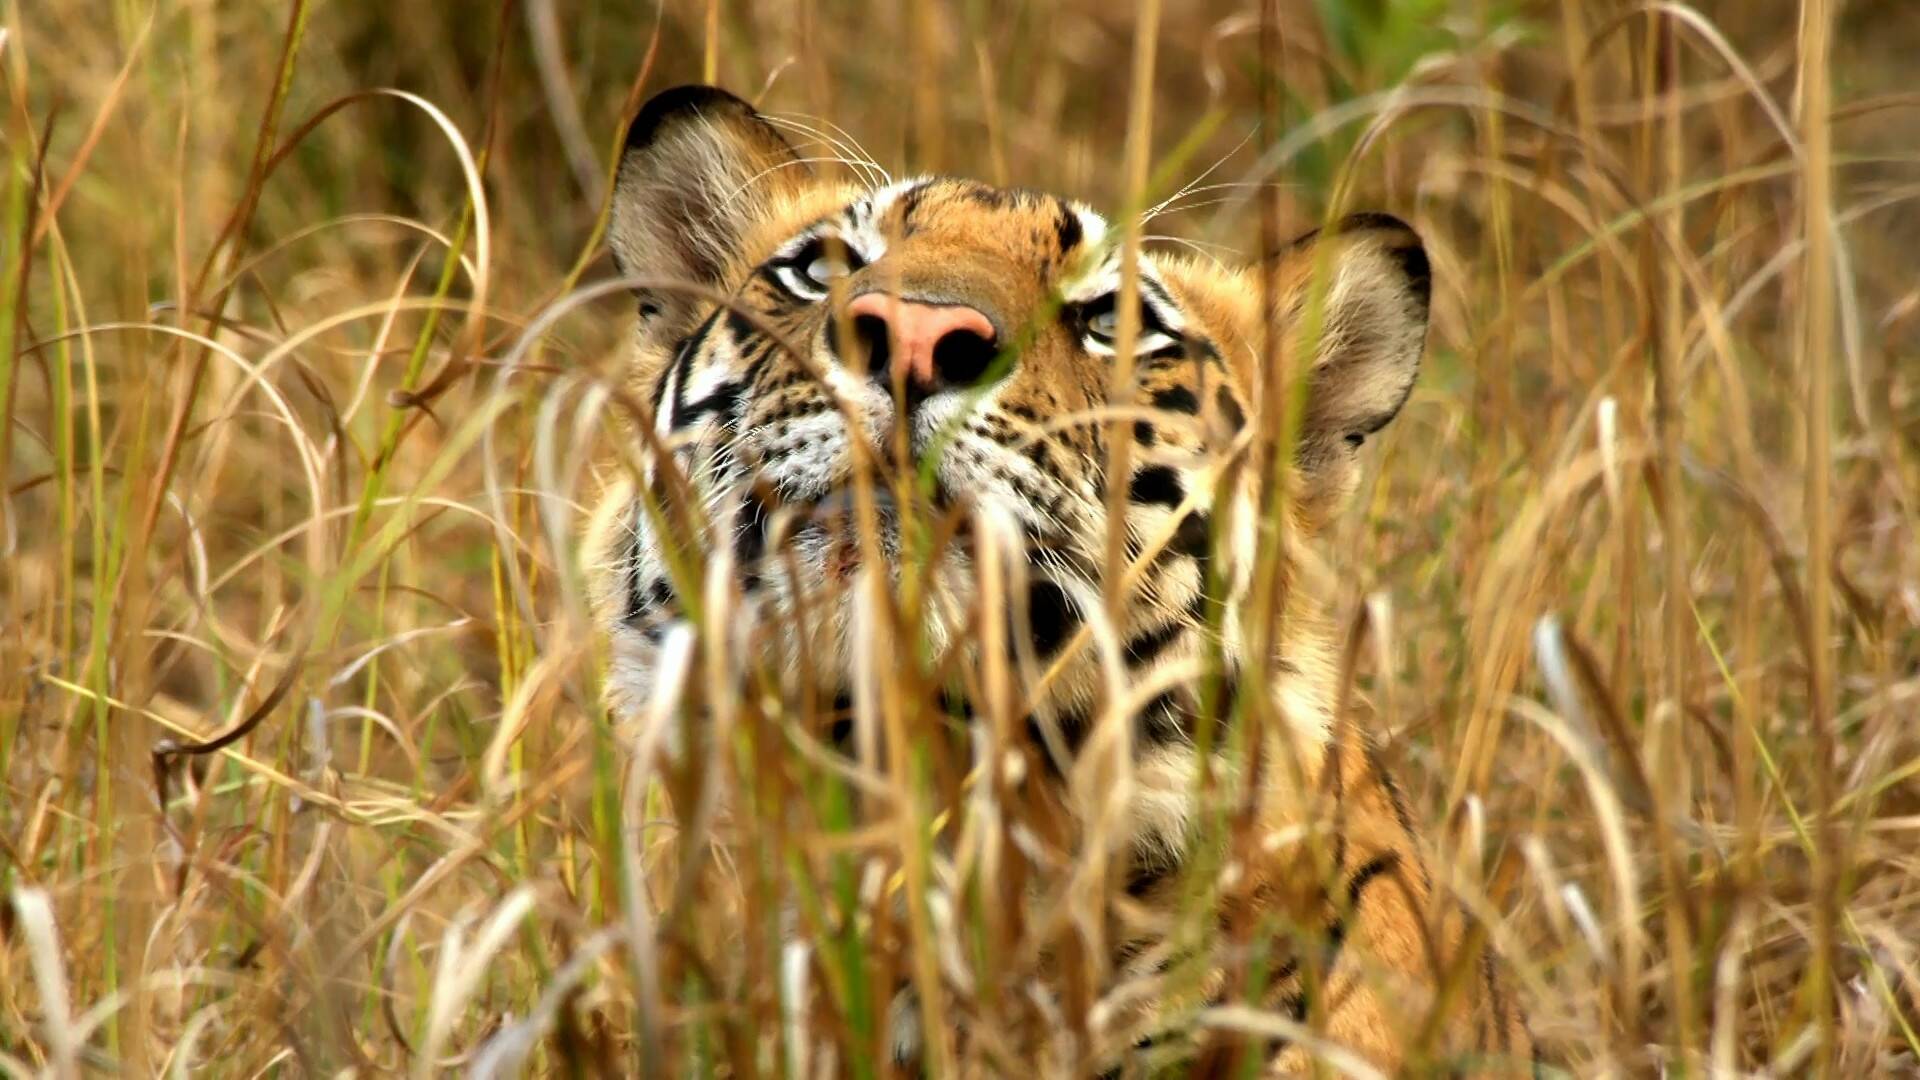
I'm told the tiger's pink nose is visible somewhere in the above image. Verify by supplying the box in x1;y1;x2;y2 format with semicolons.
845;293;1000;393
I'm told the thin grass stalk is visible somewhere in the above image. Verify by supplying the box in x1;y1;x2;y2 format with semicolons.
1649;10;1700;1064
1472;0;1520;734
0;83;35;571
1078;0;1163;1050
1100;1;1164;614
908;0;943;174
0;70;42;814
703;0;720;85
1795;0;1839;1071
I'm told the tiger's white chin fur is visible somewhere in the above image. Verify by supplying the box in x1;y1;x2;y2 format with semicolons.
588;474;982;723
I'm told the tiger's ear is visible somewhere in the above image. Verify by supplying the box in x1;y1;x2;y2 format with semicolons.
610;85;806;337
1271;213;1431;516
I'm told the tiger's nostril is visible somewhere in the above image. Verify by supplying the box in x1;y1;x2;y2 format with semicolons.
852;313;892;376
930;327;997;387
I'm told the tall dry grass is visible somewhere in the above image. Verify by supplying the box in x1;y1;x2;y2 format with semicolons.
2;0;1917;1075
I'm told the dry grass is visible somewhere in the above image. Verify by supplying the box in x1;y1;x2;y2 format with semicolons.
3;0;1918;1075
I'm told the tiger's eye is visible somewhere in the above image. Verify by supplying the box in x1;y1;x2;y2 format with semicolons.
806;255;848;284
1088;309;1120;338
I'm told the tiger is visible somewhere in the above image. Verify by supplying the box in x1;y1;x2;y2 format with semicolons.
584;84;1535;1075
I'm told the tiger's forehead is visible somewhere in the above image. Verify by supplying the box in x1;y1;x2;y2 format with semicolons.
764;175;1191;319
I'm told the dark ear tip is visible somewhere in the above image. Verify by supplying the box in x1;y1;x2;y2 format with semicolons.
1332;212;1430;312
1389;237;1431;311
624;84;757;152
1276;214;1429;304
1331;211;1417;238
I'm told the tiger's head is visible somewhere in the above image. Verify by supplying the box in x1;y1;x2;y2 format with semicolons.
587;86;1430;751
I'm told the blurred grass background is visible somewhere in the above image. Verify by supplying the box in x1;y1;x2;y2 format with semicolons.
2;0;1918;1075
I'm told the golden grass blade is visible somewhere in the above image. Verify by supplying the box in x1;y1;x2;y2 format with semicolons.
10;888;78;1079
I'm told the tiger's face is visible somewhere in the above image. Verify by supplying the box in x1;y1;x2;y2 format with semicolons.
589;87;1430;747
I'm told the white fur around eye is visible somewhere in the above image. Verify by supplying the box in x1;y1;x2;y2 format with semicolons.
1082;328;1178;358
773;264;829;301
